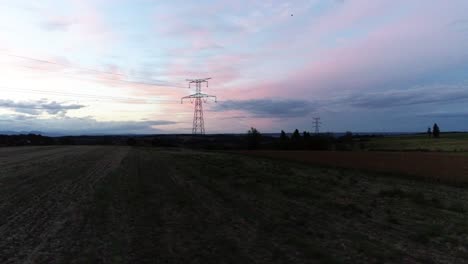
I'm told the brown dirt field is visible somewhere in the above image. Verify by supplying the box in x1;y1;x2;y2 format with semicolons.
237;151;468;185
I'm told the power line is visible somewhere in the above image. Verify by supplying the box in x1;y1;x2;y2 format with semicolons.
0;86;181;105
1;52;188;89
8;54;127;77
0;86;230;105
20;65;188;89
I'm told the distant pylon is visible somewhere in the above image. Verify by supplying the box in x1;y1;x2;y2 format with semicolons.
181;78;217;135
313;117;321;134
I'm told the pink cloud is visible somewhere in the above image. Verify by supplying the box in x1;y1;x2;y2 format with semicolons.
36;0;120;53
225;1;468;100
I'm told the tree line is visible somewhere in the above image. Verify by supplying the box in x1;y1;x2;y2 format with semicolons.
0;134;55;146
247;128;356;150
427;123;441;138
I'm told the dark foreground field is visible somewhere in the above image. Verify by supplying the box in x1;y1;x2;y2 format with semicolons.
1;146;468;263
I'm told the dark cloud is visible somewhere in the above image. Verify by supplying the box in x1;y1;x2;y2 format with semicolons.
215;99;315;118
346;85;468;109
0;115;177;135
0;99;85;116
417;112;468;119
56;118;176;135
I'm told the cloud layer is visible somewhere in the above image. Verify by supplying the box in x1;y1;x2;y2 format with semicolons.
215;99;315;118
0;115;177;135
0;99;85;115
345;84;468;109
0;1;468;133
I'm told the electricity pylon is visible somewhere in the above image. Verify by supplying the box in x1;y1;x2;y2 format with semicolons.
313;117;321;134
181;78;217;135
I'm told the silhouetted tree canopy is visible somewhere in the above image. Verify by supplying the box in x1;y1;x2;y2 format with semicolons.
280;130;288;141
247;127;262;150
279;130;289;149
289;129;301;149
433;123;440;138
291;129;301;142
0;134;55;146
427;127;432;137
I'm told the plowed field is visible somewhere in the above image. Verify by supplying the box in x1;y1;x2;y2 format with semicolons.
1;146;468;263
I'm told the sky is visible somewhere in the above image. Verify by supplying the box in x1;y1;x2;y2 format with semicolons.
0;0;468;134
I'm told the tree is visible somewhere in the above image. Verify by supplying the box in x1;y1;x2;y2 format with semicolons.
279;130;289;150
280;130;288;141
302;131;311;149
291;129;301;142
427;127;432;137
290;129;302;149
433;123;440;138
247;127;262;149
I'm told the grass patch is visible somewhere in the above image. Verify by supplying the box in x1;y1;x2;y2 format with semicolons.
363;133;468;152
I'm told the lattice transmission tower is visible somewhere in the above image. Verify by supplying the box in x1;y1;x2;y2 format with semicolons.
313;117;321;134
181;78;217;135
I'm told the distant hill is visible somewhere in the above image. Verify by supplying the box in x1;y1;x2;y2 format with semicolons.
0;131;65;137
0;131;22;135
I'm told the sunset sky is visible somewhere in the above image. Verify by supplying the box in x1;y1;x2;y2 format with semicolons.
0;0;468;134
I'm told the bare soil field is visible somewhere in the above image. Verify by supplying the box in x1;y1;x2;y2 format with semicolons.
0;146;129;263
1;146;468;263
238;151;468;185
